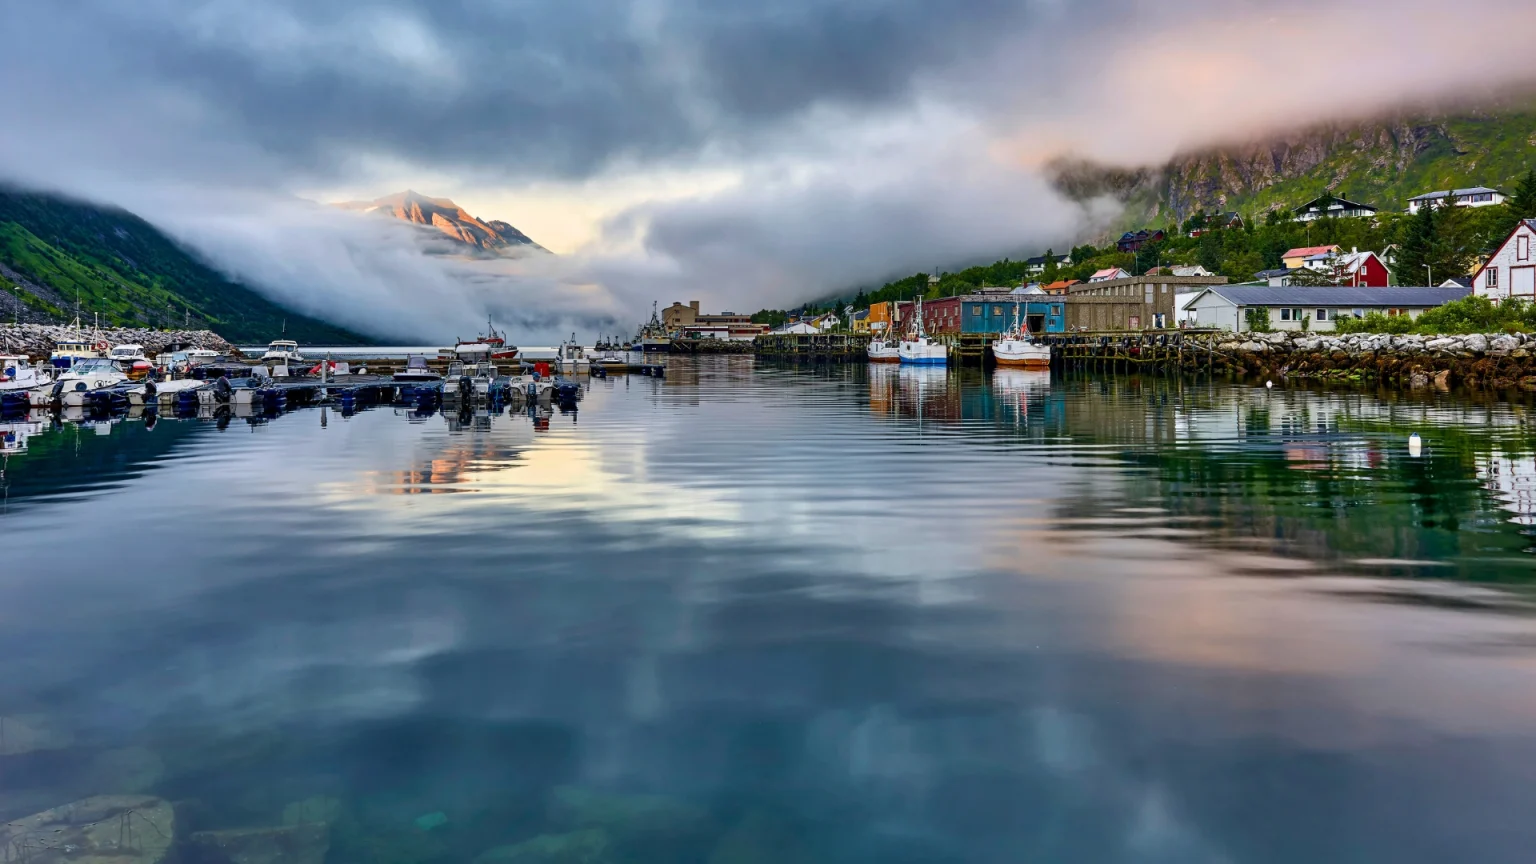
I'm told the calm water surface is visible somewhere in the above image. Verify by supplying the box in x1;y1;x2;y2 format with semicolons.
3;359;1536;863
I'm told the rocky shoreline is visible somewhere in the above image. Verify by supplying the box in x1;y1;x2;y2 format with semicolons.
0;324;236;359
1187;331;1536;390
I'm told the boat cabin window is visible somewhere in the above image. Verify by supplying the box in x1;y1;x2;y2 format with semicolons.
69;358;116;373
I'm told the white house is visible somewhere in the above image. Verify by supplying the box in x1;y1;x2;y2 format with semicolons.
772;321;821;335
1472;219;1536;301
1406;187;1506;215
1291;195;1378;222
1185;285;1470;332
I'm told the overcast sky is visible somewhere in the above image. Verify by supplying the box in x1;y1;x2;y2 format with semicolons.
2;0;1533;341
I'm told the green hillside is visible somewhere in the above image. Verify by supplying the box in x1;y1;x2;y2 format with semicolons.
0;188;364;343
1151;107;1536;225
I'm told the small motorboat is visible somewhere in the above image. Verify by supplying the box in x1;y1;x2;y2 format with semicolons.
393;355;442;383
455;318;518;361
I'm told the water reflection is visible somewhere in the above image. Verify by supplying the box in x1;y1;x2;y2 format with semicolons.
1;361;1535;863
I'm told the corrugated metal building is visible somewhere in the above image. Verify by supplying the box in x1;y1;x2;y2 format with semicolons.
1065;275;1228;331
958;296;1066;334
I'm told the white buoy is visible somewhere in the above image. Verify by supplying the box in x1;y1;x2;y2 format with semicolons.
1409;432;1422;457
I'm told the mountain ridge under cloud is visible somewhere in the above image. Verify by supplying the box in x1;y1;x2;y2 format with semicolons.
334;189;547;256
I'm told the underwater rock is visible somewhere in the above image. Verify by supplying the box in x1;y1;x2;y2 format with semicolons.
0;795;175;864
183;822;329;864
413;810;449;831
474;828;612;864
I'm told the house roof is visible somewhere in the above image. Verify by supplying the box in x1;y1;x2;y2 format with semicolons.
1170;265;1213;277
1255;268;1292;279
1024;254;1068;265
1091;267;1129;279
1440;276;1473;289
1011;284;1047;295
1292;196;1377;213
1470;219;1536;284
1283;245;1341;259
1192;285;1470;307
1043;280;1079;290
1336;250;1382;275
1407;186;1502;201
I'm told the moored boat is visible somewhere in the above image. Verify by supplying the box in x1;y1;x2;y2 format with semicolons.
260;340;305;366
991;299;1051;369
393;355;442;382
898;297;947;366
50;331;104;370
52;358;130;407
866;338;900;363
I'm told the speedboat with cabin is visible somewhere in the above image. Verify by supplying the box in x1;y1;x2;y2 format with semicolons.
107;344;149;364
898;297;947;366
260;340;306;366
990;299;1051;369
52;357;130;407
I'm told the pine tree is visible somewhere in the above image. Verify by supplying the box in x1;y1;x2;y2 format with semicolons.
1394;203;1436;286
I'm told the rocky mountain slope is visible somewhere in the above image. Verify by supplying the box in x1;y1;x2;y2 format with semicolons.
1055;104;1536;229
0;188;364;344
335;190;545;255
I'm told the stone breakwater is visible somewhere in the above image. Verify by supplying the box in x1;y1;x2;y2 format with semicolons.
0;324;235;359
1190;331;1536;390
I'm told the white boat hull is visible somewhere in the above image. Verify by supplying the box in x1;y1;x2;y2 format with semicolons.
898;339;947;365
867;341;900;363
991;339;1051;368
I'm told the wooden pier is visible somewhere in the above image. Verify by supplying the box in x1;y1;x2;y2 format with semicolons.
753;333;871;361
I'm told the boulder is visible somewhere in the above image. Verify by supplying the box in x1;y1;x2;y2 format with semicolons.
1463;333;1489;354
1433;369;1452;389
1426;337;1457;353
183;823;329;864
1489;334;1519;355
1409;370;1430;388
0;795;175;864
1237;341;1266;353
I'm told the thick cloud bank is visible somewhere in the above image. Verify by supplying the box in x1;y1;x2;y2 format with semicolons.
1;0;1533;340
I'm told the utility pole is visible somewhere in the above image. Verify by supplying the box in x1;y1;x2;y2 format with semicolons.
1424;264;1432;287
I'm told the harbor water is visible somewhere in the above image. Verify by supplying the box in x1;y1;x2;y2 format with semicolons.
3;358;1536;863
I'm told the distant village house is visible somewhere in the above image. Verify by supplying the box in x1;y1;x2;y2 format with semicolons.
1116;229;1166;253
1291;194;1378;222
1186;286;1470;332
1406;187;1506;215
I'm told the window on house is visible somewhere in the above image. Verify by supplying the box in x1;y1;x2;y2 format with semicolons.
1520;236;1530;261
1488;268;1499;289
992;305;1002;315
1316;309;1329;321
972;307;981;316
1280;308;1292;321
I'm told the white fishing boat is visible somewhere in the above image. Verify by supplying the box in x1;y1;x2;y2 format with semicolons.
260;339;305;365
898;297;947;366
866;336;900;363
991;299;1051;369
49;333;104;370
53;357;129;407
442;360;498;400
0;354;52;393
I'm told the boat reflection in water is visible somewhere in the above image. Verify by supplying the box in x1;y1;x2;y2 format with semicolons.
991;367;1051;423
